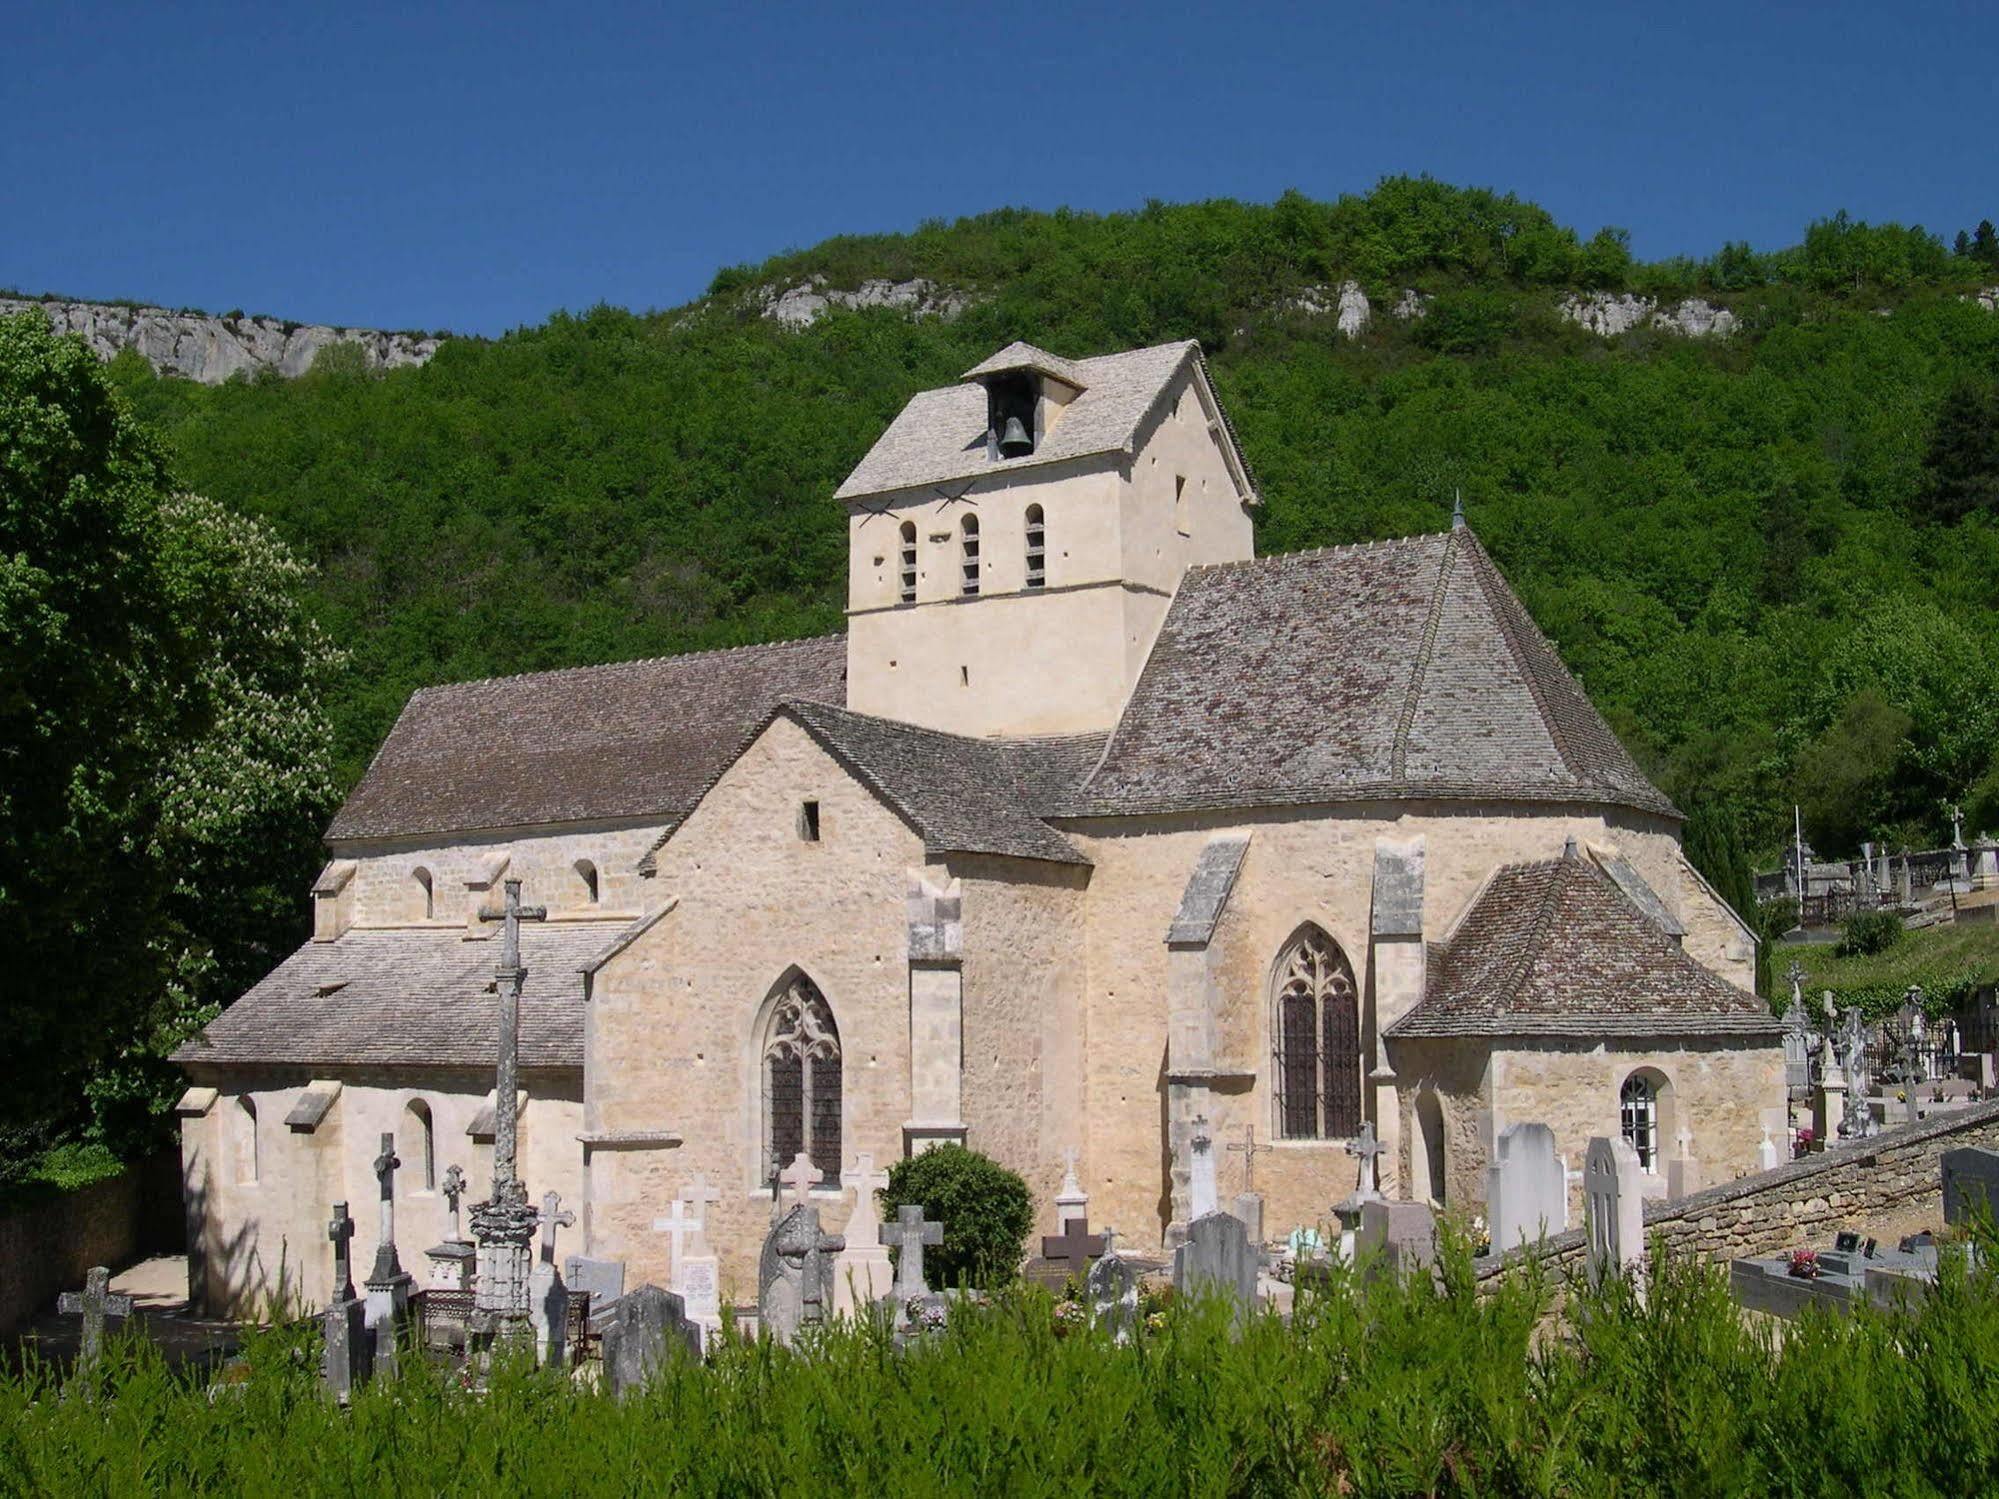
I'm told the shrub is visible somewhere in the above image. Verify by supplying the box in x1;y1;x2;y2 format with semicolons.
879;1143;1032;1290
1836;909;1905;957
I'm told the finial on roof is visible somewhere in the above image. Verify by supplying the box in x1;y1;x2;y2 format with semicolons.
1563;834;1578;860
1451;489;1466;530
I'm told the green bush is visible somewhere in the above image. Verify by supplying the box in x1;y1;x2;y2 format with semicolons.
1837;909;1906;958
879;1143;1033;1290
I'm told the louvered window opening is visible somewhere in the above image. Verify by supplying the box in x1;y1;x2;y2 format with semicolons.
961;515;980;596
1025;505;1045;589
763;974;842;1186
1272;929;1361;1139
898;521;917;604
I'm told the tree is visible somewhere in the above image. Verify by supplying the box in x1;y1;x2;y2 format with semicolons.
1792;689;1913;855
1918;379;1999;524
1954;230;1973;259
0;312;338;1162
1976;220;1999;267
1682;801;1771;994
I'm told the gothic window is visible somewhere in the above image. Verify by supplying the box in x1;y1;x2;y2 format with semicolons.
574;858;599;905
1271;926;1361;1140
403;1098;435;1191
762;973;842;1188
234;1096;259;1184
960;515;980;596
1620;1073;1660;1171
1025;504;1046;589
898;520;917;604
413;867;434;921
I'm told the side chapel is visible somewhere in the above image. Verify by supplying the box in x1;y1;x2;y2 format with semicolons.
174;338;1783;1314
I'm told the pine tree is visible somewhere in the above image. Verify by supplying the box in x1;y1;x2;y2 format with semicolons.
1976;219;1999;267
1920;379;1999;523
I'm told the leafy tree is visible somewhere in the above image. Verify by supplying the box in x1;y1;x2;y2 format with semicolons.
880;1144;1033;1290
1919;379;1999;524
1682;801;1771;994
1793;689;1913;854
0;312;337;1163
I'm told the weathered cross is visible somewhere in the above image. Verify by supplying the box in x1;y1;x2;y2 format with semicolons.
652;1197;700;1274
840;1152;891;1243
327;1200;357;1302
1225;1125;1273;1193
58;1265;133;1374
539;1190;576;1266
370;1132;404;1282
1345;1119;1385;1198
477;877;547;1197
1098;1225;1120;1257
441;1164;466;1239
778;1151;818;1212
880;1203;945;1298
1059;1144;1083;1194
679;1174;722;1257
1040;1214;1106;1273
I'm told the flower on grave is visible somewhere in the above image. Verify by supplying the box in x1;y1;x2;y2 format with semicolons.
1053;1300;1084;1336
1468;1214;1492;1257
1144;1311;1166;1332
1787;1248;1821;1280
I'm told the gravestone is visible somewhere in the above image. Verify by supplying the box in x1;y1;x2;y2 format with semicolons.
1666;1128;1702;1201
1584;1136;1645;1288
1942;1146;1999;1226
529;1189;576;1367
426;1164;476;1292
603;1284;702;1398
1054;1146;1089;1230
1232;1192;1265;1247
362;1134;415;1377
1172;1210;1258;1327
831;1154;893;1316
1485;1122;1565;1252
1085;1226;1139;1341
564;1256;626;1332
57;1265;133;1381
1188;1116;1219;1220
1356;1200;1436;1278
1041;1214;1106;1283
758;1204;844;1344
671;1175;724;1340
321;1203;370;1401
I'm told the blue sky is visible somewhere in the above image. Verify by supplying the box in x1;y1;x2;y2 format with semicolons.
5;1;1994;336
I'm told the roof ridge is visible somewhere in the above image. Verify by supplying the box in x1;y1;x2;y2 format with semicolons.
1390;525;1461;781
1494;858;1569;1011
409;632;845;696
1184;529;1454;577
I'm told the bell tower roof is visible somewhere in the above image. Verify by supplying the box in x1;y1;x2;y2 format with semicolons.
959;341;1087;391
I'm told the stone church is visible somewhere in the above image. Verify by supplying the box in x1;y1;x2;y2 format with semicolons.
174;338;1783;1315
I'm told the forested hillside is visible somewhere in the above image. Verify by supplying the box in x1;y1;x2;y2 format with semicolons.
108;179;1999;867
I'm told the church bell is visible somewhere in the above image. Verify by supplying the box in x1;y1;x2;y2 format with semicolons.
998;415;1033;458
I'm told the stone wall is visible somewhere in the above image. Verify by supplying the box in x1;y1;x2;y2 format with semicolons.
0;1151;182;1336
1476;1098;1999;1282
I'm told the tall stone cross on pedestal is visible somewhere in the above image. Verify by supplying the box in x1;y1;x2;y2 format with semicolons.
369;1132;405;1284
471;877;546;1327
441;1165;467;1240
328;1200;357;1302
1346;1119;1385;1199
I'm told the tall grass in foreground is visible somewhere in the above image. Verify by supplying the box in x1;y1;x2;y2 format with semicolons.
3;1235;1996;1497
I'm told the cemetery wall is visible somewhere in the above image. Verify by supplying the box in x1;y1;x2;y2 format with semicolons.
1073;799;1709;1247
0;1150;181;1337
1477;1098;1999;1283
589;716;926;1299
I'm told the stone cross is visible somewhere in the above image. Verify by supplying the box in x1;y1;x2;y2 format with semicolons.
328;1200;357;1302
539;1190;576;1266
477;877;547;1197
880;1203;945;1299
1345;1119;1385;1198
1226;1125;1273;1193
1059;1145;1082;1195
680;1175;722;1256
58;1266;133;1375
1041;1214;1106;1275
1188;1114;1218;1218
1785;961;1805;1015
840;1152;891;1243
370;1132;404;1283
441;1165;466;1239
778;1151;818;1212
653;1198;700;1273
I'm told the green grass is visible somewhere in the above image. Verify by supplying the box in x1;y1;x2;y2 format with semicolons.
1791;920;1999;1015
4;1237;1998;1496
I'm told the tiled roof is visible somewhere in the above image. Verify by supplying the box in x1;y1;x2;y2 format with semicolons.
835;341;1208;500
1060;529;1677;820
1386;849;1778;1039
778;701;1090;866
326;636;847;842
960;341;1087;388
170;923;618;1071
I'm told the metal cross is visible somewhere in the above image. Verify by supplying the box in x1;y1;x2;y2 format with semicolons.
327;1201;357;1302
538;1190;576;1266
57;1266;133;1376
441;1164;466;1239
477;877;547;1197
879;1203;944;1298
1040;1214;1106;1271
1345;1119;1385;1198
1226;1125;1273;1193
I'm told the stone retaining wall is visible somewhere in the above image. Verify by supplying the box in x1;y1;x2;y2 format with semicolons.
1477;1098;1999;1281
0;1151;183;1337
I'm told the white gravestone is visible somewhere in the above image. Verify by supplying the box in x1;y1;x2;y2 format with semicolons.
1188;1116;1219;1220
832;1153;895;1316
658;1175;723;1346
1485;1122;1566;1252
1583;1136;1645;1290
1054;1146;1088;1230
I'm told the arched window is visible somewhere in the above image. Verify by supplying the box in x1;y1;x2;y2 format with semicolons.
762;972;842;1188
403;1098;436;1191
234;1096;259;1184
1620;1072;1661;1172
413;867;434;921
575;858;599;906
1412;1090;1448;1206
898;520;917;604
1024;504;1046;589
959;514;980;597
1271;926;1361;1139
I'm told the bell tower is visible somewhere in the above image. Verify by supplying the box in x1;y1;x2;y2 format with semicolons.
835;340;1257;738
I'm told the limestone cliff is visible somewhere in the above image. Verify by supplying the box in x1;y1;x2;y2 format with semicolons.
0;296;444;384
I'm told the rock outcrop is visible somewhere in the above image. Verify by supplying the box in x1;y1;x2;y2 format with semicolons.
1967;286;1999;313
1284;281;1372;337
1558;292;1738;339
0;296;444;383
757;277;972;330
